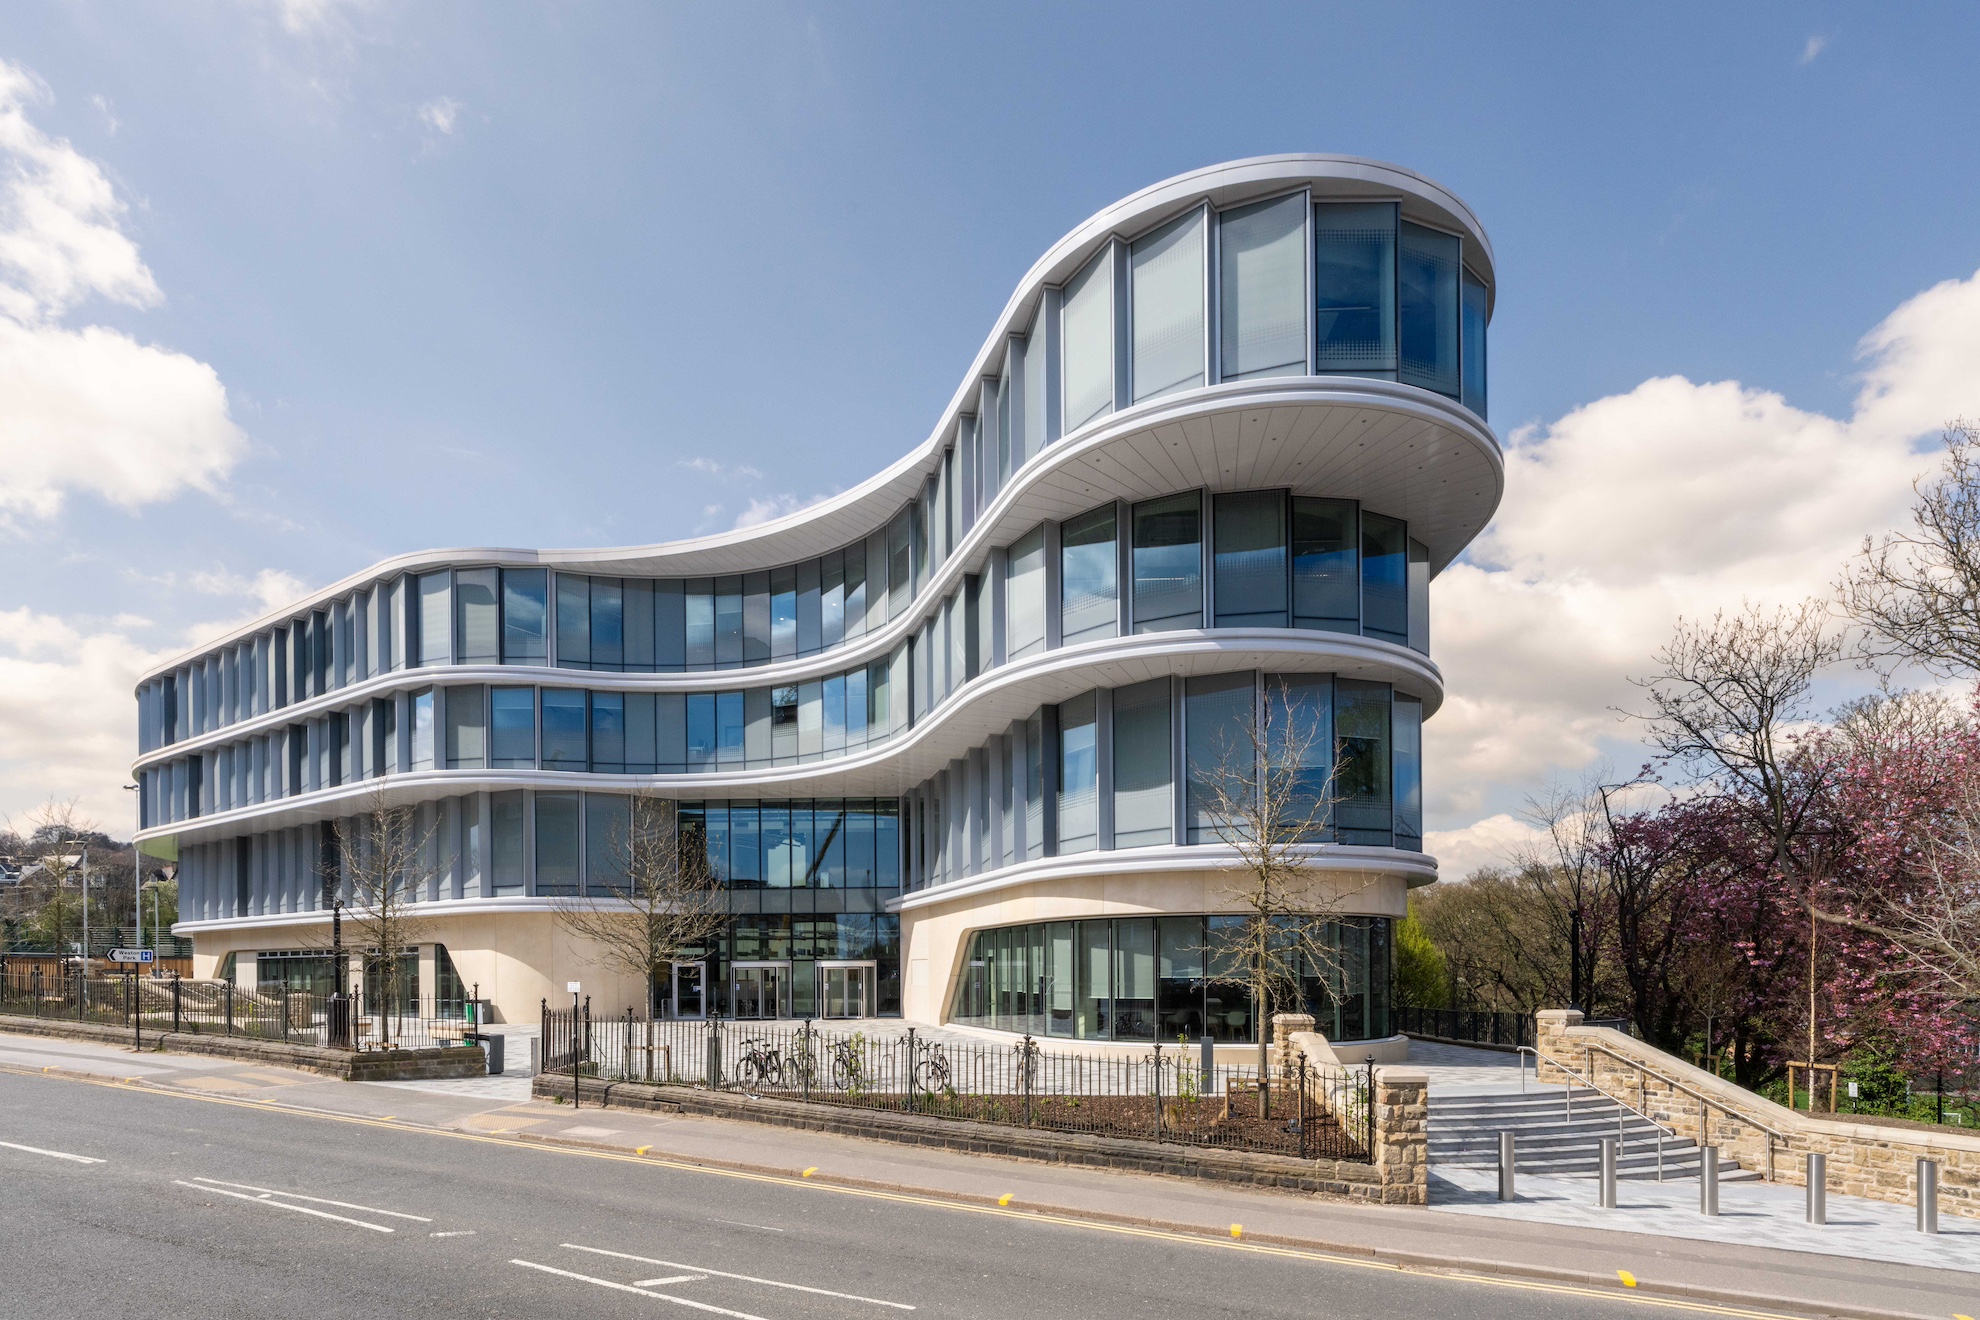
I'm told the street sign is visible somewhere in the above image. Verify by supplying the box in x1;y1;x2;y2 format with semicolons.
108;948;154;964
566;981;581;994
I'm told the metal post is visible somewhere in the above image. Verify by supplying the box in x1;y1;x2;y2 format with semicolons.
282;986;290;1043
1598;1137;1618;1209
171;973;181;1034
1199;1032;1213;1098
1657;1131;1664;1182
705;1017;722;1089
1152;1038;1164;1141
1806;1151;1826;1225
130;968;139;1051
571;989;581;1110
906;1027;918;1114
1498;1131;1515;1201
1699;1145;1720;1216
1918;1158;1939;1234
1299;1059;1312;1160
799;1019;812;1102
224;981;233;1035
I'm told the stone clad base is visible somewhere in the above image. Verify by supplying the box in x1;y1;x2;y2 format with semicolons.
0;1014;486;1082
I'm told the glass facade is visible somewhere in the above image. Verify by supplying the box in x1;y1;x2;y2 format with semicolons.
949;914;1393;1043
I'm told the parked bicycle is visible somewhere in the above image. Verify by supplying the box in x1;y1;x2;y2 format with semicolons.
913;1043;952;1093
738;1038;787;1091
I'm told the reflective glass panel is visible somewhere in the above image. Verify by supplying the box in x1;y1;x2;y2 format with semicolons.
1219;193;1307;381
1314;202;1396;375
1361;511;1408;644
454;568;499;665
1130;209;1206;403
539;689;587;770
491;686;535;768
1461;266;1488;418
1060;504;1118;645
1131;492;1202;632
1292;498;1359;631
534;792;580;895
1057;693;1098;855
1334;679;1392;846
554;574;588;668
1007;524;1048;660
1399;221;1461;397
1185;673;1253;844
1212;491;1287;627
1112;679;1172;848
1062;246;1113;433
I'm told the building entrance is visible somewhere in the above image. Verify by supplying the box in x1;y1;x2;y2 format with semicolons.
670;961;705;1018
732;962;789;1019
816;962;876;1019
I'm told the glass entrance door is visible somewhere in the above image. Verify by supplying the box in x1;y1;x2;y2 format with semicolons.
817;962;876;1019
671;961;705;1019
732;962;789;1020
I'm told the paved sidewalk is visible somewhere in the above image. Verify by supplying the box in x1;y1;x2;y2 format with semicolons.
5;1028;1977;1319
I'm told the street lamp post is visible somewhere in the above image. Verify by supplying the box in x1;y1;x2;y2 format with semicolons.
122;784;140;950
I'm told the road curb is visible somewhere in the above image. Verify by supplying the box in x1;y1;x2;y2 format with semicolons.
504;1127;1933;1320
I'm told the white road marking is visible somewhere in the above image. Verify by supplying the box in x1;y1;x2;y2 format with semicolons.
563;1243;915;1310
189;1176;433;1222
0;1139;105;1165
510;1260;770;1318
430;1230;478;1238
633;1276;706;1286
710;1218;785;1233
174;1181;394;1233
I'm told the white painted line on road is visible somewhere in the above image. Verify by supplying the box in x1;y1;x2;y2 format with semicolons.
563;1244;915;1310
189;1176;433;1222
430;1230;478;1238
173;1181;395;1233
633;1276;705;1286
510;1260;770;1318
0;1139;105;1165
710;1218;785;1233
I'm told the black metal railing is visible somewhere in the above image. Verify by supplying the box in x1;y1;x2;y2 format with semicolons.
0;964;481;1053
541;1004;1373;1162
1396;1005;1534;1050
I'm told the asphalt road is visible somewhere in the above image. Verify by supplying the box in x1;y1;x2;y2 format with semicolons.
0;1067;1776;1320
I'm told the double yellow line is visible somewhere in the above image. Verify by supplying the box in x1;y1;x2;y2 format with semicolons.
0;1063;1835;1319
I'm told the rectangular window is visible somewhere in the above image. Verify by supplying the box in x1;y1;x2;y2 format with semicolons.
821;550;845;649
717;690;745;765
1112;679;1173;848
590;578;625;670
584;793;630;894
410;690;435;770
590;691;625;772
445;686;486;769
491;686;535;768
1213;490;1288;627
1361;511;1408;644
888;509;913;619
1314;201;1397;375
684;580;714;669
491;790;525;894
1393;693;1423;850
1293;497;1359;631
502;568;547;664
1408;538;1430;656
418;573;451;666
625;691;656;771
797;558;822;656
1461;266;1488;418
1267;672;1332;840
823;672;846;755
1057;692;1098;855
654;579;685;671
555;574;590;668
1076;920;1111;1039
539;689;587;770
1219;193;1307;381
1114;918;1157;1041
843;542;867;640
534;792;580;895
1335;679;1392;846
1060;504;1118;645
454;568;499;665
1007;524;1048;660
1024;709;1045;860
714;576;743;668
1185;672;1253;844
770;565;797;660
623;579;654;671
687;693;716;769
1399;221;1461;397
1131;492;1203;632
1062;246;1113;432
1130;208;1205;403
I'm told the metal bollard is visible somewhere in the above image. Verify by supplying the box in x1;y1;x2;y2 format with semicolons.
1699;1145;1720;1216
1806;1151;1826;1225
1598;1137;1618;1209
1498;1131;1516;1202
1918;1158;1939;1234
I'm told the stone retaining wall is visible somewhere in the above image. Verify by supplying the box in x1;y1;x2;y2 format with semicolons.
1536;1008;1980;1218
0;1014;485;1082
531;1070;1429;1204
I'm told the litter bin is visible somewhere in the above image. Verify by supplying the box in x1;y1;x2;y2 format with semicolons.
468;1032;505;1075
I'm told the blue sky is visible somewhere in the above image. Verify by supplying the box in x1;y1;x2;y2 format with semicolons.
4;3;1980;860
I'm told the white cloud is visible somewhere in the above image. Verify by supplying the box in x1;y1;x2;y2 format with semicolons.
680;456;764;481
1800;34;1829;65
0;61;247;525
1427;267;1980;844
417;96;461;136
0;62;158;324
734;492;833;529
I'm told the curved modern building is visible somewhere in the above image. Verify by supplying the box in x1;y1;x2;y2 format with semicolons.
131;155;1500;1051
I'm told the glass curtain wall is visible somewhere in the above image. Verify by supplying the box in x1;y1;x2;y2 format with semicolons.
1131;493;1203;632
1314;202;1397;376
1212;491;1288;627
952;915;1393;1043
1111;679;1172;848
1399;222;1461;398
1061;246;1114;433
1059;505;1119;644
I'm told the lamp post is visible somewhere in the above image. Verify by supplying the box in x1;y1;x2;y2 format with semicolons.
122;784;140;948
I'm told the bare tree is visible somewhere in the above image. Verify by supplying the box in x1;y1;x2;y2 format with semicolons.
553;795;726;1016
1511;777;1613;1014
324;787;440;1042
1841;421;1980;676
1635;600;1845;1068
1194;679;1365;1090
6;801;100;964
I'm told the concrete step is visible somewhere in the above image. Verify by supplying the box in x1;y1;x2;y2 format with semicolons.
1425;1085;1764;1182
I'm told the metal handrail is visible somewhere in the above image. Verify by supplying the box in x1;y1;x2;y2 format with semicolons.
1532;1034;1785;1180
1514;1046;1676;1138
